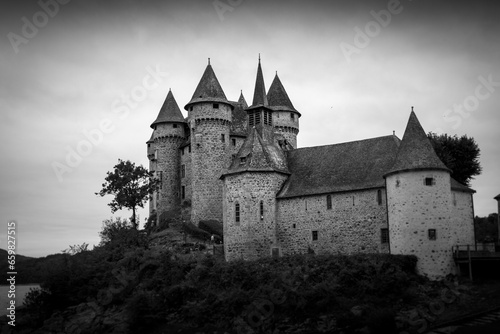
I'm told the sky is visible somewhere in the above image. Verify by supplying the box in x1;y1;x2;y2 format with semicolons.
1;0;499;258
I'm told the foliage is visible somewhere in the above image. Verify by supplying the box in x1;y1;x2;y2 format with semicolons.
95;159;160;228
474;213;499;243
62;242;90;255
427;132;482;186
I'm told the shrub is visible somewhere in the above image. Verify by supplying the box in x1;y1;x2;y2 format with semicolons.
183;221;211;241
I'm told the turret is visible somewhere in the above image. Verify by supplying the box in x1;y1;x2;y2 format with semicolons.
267;72;300;148
384;109;454;278
148;89;186;223
184;59;233;224
245;57;274;133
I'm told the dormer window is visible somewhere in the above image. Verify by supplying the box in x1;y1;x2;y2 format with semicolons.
213;103;219;109
290;113;294;120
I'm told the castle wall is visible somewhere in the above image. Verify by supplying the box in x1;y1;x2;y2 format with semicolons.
450;190;475;245
180;144;192;217
276;188;390;256
189;102;232;224
223;172;288;261
386;170;454;279
273;111;299;148
152;123;185;219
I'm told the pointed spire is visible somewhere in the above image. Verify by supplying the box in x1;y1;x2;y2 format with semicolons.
385;111;450;176
185;61;231;110
249;56;268;108
267;72;299;115
151;89;185;128
238;90;248;109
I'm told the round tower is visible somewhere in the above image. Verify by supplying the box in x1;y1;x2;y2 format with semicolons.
149;89;186;224
185;60;233;224
384;110;454;279
268;73;300;149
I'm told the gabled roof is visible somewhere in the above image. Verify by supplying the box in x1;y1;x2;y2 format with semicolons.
230;92;248;136
267;73;300;116
248;58;269;110
184;61;231;110
384;111;450;177
451;178;475;193
223;125;289;177
151;89;185;128
277;135;401;198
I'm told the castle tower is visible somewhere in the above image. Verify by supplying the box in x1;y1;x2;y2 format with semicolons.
384;110;454;279
148;89;186;223
245;57;274;132
221;126;290;261
184;60;233;224
267;73;300;149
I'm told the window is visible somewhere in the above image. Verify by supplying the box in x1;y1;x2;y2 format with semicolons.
377;189;382;205
259;200;264;220
213;103;219;109
232;138;236;146
453;193;457;206
148;143;150;148
181;186;185;199
312;230;318;241
235;203;240;224
173;124;178;128
381;228;389;244
290;113;294;120
249;112;255;127
188;145;191;153
221;134;225;143
326;195;332;210
272;247;280;258
352;196;355;206
428;229;437;240
293;223;296;229
181;165;185;178
425;177;435;186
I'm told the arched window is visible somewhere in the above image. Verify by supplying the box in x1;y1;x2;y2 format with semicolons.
235;202;240;225
326;195;332;210
259;200;264;220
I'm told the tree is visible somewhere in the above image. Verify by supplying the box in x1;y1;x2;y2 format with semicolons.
96;159;159;229
427;132;482;186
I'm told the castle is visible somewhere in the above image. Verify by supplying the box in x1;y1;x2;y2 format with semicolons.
147;58;476;278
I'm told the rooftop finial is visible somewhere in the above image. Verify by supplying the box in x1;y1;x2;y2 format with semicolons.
169;87;171;92
258;53;261;63
208;57;210;65
411;106;414;112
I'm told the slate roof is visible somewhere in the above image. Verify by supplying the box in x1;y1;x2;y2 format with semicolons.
185;62;232;110
248;59;269;109
384;111;450;176
230;92;248;137
151;90;186;128
223;125;289;177
277;135;401;198
267;73;300;116
451;178;475;193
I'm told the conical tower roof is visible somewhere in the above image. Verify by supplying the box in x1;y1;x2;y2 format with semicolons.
230;91;248;136
223;126;289;177
185;60;231;110
267;73;300;115
151;89;185;128
385;110;450;176
248;57;269;109
238;90;248;109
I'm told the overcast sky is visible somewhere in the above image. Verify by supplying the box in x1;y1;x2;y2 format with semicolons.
1;0;499;257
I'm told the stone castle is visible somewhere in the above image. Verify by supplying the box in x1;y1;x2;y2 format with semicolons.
147;58;476;278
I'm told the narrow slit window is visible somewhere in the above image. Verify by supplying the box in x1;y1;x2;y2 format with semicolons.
377;189;382;205
326;195;332;210
235;203;240;224
221;134;225;143
259;200;264;220
381;228;389;244
232;138;236;146
181;186;185;199
312;230;318;241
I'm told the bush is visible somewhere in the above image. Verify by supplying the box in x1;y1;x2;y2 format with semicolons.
183;221;211;241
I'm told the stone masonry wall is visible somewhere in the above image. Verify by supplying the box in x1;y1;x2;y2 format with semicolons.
273;111;299;149
153;123;185;220
180;144;192;217
189;102;232;224
277;188;390;256
450;190;475;245
223;172;288;261
386;170;454;279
